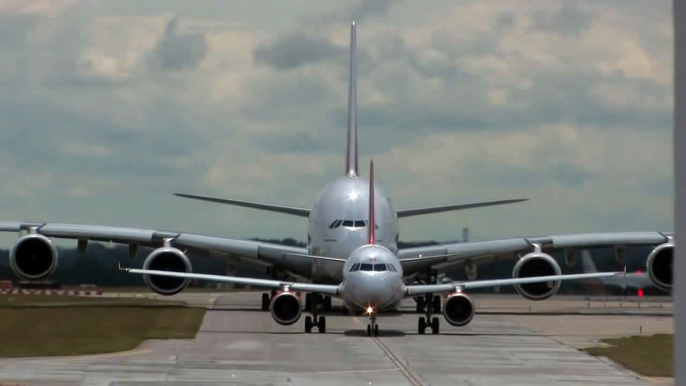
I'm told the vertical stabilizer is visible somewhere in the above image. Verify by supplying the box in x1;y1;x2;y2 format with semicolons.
580;250;598;273
368;159;375;244
345;21;359;177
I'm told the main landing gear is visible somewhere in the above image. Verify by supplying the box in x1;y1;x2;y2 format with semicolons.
304;293;326;334
261;289;276;311
417;293;440;335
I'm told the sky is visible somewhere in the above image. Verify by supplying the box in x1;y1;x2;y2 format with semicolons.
0;0;674;246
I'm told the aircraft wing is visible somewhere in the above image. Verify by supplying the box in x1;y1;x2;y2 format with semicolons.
396;198;529;218
0;221;310;270
404;271;621;297
121;267;341;296
398;231;673;277
174;193;310;217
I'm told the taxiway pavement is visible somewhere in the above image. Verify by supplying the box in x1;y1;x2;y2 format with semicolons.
0;293;673;386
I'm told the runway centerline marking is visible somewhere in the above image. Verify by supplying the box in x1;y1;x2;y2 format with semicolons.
353;317;424;386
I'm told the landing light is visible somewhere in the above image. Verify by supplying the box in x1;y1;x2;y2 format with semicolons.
366;306;374;315
348;190;359;201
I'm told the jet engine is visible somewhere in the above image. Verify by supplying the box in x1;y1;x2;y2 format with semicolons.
443;292;474;327
512;251;561;301
142;247;192;296
647;242;673;292
10;234;58;281
270;290;302;325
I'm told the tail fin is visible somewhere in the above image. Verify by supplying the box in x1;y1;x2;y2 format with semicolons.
345;21;359;177
368;159;375;245
580;250;598;273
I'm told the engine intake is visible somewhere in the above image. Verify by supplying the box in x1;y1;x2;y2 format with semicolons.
10;234;58;281
270;291;302;325
443;292;474;327
512;251;561;301
142;247;192;296
647;242;673;292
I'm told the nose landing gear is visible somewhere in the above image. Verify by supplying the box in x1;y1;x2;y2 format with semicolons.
367;314;379;336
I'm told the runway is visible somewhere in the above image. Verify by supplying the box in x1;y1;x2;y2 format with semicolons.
0;293;673;385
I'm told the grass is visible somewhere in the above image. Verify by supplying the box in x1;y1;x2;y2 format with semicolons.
62;286;257;293
0;295;206;357
0;295;187;307
584;334;673;377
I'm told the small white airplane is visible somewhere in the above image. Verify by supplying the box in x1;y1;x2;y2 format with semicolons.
0;22;673;334
123;160;622;335
580;249;661;293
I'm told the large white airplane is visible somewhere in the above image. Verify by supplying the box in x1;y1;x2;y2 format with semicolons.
123;160;622;335
0;22;673;333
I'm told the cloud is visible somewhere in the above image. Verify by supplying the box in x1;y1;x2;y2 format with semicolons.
148;16;208;71
531;1;594;36
252;31;346;71
0;0;673;243
345;0;397;23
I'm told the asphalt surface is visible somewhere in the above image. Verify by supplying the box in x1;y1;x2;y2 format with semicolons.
0;292;673;386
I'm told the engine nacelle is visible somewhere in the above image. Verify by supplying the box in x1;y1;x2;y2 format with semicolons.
10;234;58;281
270;290;302;325
443;292;475;327
647;242;673;292
512;251;561;301
142;247;192;296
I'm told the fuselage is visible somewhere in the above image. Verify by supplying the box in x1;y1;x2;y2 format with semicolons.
307;176;398;283
340;244;405;312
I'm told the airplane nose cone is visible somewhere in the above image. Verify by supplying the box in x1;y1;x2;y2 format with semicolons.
356;275;394;308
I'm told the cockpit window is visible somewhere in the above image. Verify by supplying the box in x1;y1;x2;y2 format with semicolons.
360;263;373;271
387;264;397;272
328;219;380;229
349;263;360;272
373;264;387;271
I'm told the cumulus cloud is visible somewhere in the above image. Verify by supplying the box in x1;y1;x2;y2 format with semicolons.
148;16;208;72
253;32;345;71
0;0;673;242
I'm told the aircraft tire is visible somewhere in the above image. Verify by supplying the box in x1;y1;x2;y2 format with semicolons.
261;293;270;311
367;325;372;336
418;317;426;334
416;297;425;313
374;324;379;336
318;316;326;333
431;317;440;335
305;316;313;333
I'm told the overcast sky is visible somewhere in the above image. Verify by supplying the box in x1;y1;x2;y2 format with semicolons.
0;0;673;245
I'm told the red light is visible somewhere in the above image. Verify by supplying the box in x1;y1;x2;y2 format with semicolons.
636;269;643;275
638;289;644;297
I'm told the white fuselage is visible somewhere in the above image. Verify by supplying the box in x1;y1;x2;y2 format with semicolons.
307;176;398;283
339;244;405;312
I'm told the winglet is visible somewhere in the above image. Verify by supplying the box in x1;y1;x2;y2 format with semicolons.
345;21;358;177
368;159;375;245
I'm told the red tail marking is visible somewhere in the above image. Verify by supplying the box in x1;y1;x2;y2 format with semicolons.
368;160;375;244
